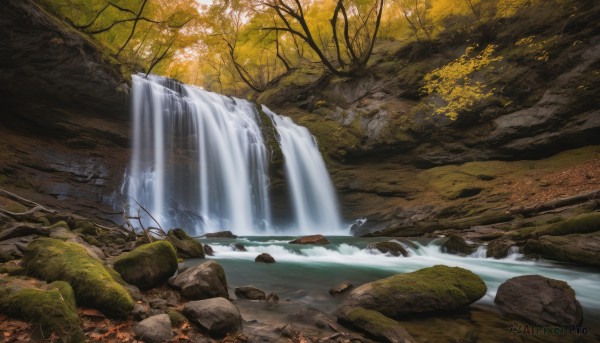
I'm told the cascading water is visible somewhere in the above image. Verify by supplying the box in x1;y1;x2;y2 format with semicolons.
122;74;342;235
263;106;341;234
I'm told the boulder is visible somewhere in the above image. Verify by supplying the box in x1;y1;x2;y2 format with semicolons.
113;241;178;289
0;223;47;241
441;234;477;255
230;243;246;251
255;252;276;263
525;232;600;266
203;231;238;238
170;261;229;300
367;241;409;257
235;286;266;300
132;303;149;321
337;307;415;343
495;275;583;325
182;297;242;338
266;292;279;303
486;238;517;259
134;314;172;343
22;238;134;318
329;281;353;296
0;235;37;262
204;244;215;256
167;228;205;258
289;234;329;245
0;283;84;342
338;265;486;318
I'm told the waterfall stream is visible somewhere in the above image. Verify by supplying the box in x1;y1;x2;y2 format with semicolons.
123;74;342;235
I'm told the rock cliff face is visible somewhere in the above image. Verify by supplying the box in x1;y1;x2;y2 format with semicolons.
0;0;130;224
257;14;600;234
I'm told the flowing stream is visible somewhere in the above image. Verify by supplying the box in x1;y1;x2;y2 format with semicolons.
122;74;342;235
191;237;600;329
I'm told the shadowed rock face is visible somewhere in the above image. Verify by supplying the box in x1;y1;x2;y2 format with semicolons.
0;0;130;224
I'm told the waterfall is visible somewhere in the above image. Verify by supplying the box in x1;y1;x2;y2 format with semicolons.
123;74;342;235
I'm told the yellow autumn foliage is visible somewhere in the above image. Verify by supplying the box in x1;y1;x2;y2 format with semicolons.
422;44;503;120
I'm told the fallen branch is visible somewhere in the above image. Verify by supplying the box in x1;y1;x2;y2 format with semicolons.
0;188;57;221
508;189;600;216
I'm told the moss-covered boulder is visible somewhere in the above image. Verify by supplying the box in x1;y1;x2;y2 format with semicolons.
167;228;205;258
337;307;415;343
530;212;600;238
525;232;600;266
0;283;84;342
22;237;134;318
113;240;178;289
338;265;486;318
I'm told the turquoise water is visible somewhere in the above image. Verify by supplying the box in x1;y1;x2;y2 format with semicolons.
186;236;600;329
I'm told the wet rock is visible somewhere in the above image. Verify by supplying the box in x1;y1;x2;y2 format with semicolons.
337;307;416;343
235;286;266;300
170;261;229;300
134;314;172;343
230;243;246;251
289;234;330;245
486;238;517;259
113;241;178;289
183;297;243;338
203;231;238;238
132;303;149;321
266;292;279;304
329;281;353;296
167;228;205;258
255;253;275;263
290;307;333;329
0;235;37;262
367;241;409;257
0;224;47;241
178;263;189;274
338;265;486;317
495;275;583;325
525;232;600;266
441;234;477;255
149;298;168;309
204;244;215;256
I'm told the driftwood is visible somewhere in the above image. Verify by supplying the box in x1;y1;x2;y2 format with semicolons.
508;189;600;216
0;188;57;221
121;194;171;243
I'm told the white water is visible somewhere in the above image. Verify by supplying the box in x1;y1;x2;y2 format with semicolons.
262;106;341;234
123;74;343;235
204;238;600;312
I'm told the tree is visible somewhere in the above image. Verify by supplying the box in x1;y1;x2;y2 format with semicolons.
261;0;385;76
422;44;503;120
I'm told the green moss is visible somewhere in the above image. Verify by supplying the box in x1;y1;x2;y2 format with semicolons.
22;238;134;318
77;221;97;236
48;281;77;311
113;241;178;289
0;287;84;342
114;237;126;245
48;221;69;230
372;265;487;313
256;105;284;173
167;309;187;327
345;307;398;333
532;212;600;238
167;228;205;258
